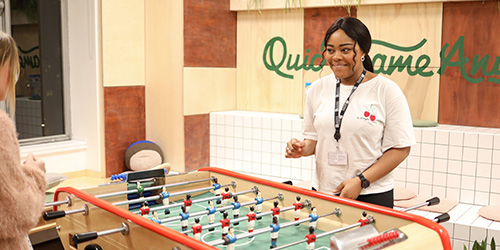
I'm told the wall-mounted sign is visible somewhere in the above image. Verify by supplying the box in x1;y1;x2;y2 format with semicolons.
263;36;500;84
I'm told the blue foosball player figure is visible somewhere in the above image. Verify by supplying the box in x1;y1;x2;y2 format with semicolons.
255;191;264;220
231;195;241;226
213;177;222;205
160;186;170;215
151;211;161;224
224;227;237;250
179;205;190;232
206;200;216;232
269;216;280;249
308;207;318;229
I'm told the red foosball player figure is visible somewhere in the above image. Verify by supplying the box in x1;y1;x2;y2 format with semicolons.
221;187;232;208
246;206;257;235
293;196;303;223
191;217;202;241
140;201;150;216
220;211;231;239
183;193;193;212
271;200;281;220
305;226;317;250
359;211;370;227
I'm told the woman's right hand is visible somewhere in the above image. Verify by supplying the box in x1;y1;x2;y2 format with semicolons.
24;153;46;173
285;138;306;158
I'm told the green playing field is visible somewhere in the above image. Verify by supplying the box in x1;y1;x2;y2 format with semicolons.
131;190;332;250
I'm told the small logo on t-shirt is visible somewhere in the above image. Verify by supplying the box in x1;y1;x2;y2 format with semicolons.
362;104;377;121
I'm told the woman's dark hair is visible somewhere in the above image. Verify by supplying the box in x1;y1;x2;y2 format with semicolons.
322;17;374;73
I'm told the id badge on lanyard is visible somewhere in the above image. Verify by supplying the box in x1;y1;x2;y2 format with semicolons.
328;150;348;165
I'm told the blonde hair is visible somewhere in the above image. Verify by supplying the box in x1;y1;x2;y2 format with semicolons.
0;31;20;113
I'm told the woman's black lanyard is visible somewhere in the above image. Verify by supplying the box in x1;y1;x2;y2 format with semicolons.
334;69;367;142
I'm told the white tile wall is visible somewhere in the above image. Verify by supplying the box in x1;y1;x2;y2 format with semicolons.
210;111;313;182
209;111;500;249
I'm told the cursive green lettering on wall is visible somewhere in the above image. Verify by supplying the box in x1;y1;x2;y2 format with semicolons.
262;36;500;84
263;36;293;79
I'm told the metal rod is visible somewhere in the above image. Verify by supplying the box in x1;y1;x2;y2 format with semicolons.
400;197;440;212
121;183;233;208
96;178;214;199
44;197;71;207
65;207;86;216
160;192;276;224
113;195;162;206
97;225;127;237
273;222;361;250
147;185;254;214
208;209;333;247
44;199;69;207
400;203;426;212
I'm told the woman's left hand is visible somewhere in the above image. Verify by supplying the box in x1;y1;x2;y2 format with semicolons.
332;177;362;200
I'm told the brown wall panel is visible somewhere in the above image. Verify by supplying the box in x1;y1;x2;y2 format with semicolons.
104;86;146;177
184;114;210;172
184;0;236;67
304;7;355;62
439;1;500;127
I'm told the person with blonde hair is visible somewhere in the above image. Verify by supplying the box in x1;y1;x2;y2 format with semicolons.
0;31;47;249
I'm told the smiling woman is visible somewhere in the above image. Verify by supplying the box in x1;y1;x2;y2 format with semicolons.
285;17;415;208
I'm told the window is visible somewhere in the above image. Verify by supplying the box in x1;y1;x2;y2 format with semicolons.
2;0;67;143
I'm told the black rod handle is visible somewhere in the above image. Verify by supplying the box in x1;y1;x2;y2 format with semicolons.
434;213;450;223
73;232;98;245
426;197;440;206
43;210;66;221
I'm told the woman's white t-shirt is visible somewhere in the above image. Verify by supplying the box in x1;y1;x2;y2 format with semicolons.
303;73;416;195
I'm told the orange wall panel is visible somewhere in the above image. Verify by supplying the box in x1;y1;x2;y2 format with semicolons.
439;1;500;127
304;7;355;60
104;86;146;177
184;114;210;172
184;0;236;67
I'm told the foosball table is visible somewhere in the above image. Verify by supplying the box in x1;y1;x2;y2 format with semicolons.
44;167;452;250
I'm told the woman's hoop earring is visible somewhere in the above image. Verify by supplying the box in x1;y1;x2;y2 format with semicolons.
361;56;365;62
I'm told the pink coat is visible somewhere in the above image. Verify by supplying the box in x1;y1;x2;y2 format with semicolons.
0;110;47;249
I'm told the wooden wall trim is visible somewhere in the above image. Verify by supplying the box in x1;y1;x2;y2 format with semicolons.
231;0;483;11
